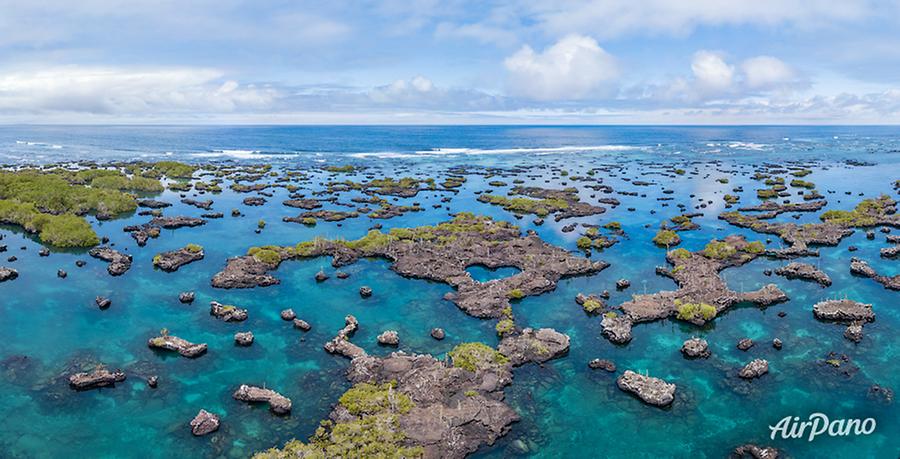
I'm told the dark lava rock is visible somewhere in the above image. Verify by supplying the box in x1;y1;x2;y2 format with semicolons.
615;278;631;290
280;309;296;321
57;269;67;278
430;328;445;340
137;199;171;209
179;291;195;304
293;319;311;331
89;247;133;276
232;384;292;415
95;296;111;309
336;271;350;279
774;262;831;287
737;338;754;351
498;328;570;365
729;443;780;459
777;311;787;318
152;246;204;272
601;315;632;344
147;376;159;388
190;409;220;436
589;359;616;372
844;321;864;343
738;359;769;379
0;267;18;282
39;248;50;257
234;331;254;346
616;370;676;407
813;299;875;322
315;270;329;282
377;330;400;345
210;301;248;322
75;260;86;267
68;367;126;390
359;286;373;297
148;333;207;358
772;338;783;349
867;385;894;405
243;197;266;206
681;338;710;358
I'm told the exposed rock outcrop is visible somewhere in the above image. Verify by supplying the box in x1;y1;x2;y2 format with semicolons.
681;338;710;358
738;359;769;379
616;370;676;407
850;257;900;290
232;384;292;415
498;327;570;365
89;247;132;276
774;262;831;287
68;366;126;390
148;333;207;358
152;245;204;272
209;301;248;322
190;409;220;436
212;214;606;318
0;267;18;282
813;299;875;322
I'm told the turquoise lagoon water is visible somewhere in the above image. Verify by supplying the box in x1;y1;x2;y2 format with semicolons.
0;126;897;458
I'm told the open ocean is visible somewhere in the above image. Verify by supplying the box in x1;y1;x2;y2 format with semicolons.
0;125;897;458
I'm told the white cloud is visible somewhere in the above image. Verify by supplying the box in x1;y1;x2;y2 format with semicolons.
740;55;797;89
691;51;734;92
0;66;279;115
504;34;618;101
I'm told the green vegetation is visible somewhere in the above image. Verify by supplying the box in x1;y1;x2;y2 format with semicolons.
674;169;686;175
757;188;778;199
791;169;812;177
652;229;680;247
675;300;717;322
603;311;617;319
603;221;622;231
723;194;739;204
185;243;203;253
464;390;478;397
254;381;422;459
248;246;283;265
576;236;592;250
764;177;785;186
820;195;894;227
338;381;412;416
488;181;507;187
258;219;266;229
582;298;603;313
448;342;509;372
324;165;356;173
150;161;197;179
790;179;815;189
442;176;466;188
743;241;765;254
479;194;569;217
702;240;737;259
506;289;525;300
495;318;515;336
301;217;317;226
716;178;729;184
670;248;692;259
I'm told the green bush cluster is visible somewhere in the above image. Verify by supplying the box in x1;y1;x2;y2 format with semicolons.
582;298;603;313
324;165;356;173
479;194;569;217
448;342;509;372
790;179;815;189
670;248;692;259
820;194;894;227
151;161;197;179
675;300;717;321
506;289;525;300
495;318;515;336
338;381;413;416
576;236;592;250
723;194;739;204
652;229;680;247
248;246;282;265
0;200;99;247
702;240;737;259
185;243;203;253
757;188;778;198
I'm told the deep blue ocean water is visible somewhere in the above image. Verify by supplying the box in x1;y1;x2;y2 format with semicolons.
0;125;897;458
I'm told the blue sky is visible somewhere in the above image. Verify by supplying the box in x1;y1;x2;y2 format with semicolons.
1;0;900;124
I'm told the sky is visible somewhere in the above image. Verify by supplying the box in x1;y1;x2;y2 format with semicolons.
1;0;900;124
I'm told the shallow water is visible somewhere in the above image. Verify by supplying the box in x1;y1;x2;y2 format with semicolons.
0;126;897;458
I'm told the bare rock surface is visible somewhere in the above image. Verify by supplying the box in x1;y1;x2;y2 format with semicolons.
738;359;769;379
616;370;676;407
232;384;292;415
774;262;831;287
498;327;570;365
68;366;126;390
148;333;207;358
211;214;606;318
813;299;875;322
209;301;248;322
89;247;133;276
190;409;220;436
153;246;204;272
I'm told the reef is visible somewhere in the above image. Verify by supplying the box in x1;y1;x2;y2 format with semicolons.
152;244;204;272
605;235;787;343
88;247;133;276
616;370;676;407
774;262;831;287
850;257;900;290
233;385;292;415
212;214;605;318
68;366;126;390
147;332;207;358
